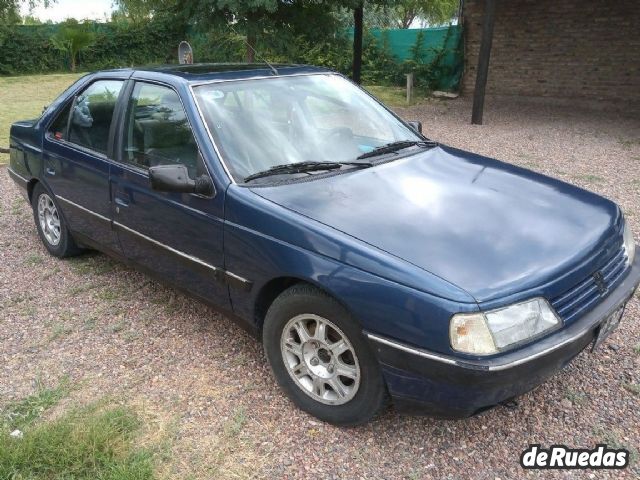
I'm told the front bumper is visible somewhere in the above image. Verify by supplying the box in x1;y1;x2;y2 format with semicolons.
367;249;640;418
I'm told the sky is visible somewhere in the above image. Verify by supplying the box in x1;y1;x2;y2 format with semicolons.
21;0;116;22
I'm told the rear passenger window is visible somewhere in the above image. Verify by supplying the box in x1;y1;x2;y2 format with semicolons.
121;82;205;179
68;80;123;155
47;102;71;140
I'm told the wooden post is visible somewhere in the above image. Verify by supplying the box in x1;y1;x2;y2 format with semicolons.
406;73;414;104
471;0;496;125
352;3;364;84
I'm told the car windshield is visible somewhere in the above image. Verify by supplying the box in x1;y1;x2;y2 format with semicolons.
192;74;421;182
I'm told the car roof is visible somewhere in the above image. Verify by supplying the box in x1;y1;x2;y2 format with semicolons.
101;63;333;84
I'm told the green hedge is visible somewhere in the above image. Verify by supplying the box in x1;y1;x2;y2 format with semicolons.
0;19;462;91
0;19;185;75
0;25;63;74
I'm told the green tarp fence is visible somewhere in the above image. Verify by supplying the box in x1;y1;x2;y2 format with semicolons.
349;25;463;91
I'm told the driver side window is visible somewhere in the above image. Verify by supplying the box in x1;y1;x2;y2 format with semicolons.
68;80;123;154
121;82;205;179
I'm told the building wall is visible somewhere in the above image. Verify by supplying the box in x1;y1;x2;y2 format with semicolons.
463;0;640;107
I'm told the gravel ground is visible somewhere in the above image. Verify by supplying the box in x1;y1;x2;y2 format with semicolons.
1;95;639;479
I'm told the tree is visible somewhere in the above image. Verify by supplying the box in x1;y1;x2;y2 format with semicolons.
21;14;42;24
115;0;281;62
112;0;409;84
393;0;458;29
341;1;399;84
334;3;396;29
116;0;348;65
219;1;281;62
1;0;21;23
50;19;96;71
1;0;52;24
111;0;157;22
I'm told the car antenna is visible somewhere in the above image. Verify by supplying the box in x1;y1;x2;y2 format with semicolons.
228;23;279;76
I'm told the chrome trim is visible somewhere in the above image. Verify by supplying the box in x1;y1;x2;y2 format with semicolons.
367;333;459;366
113;221;219;272
224;269;253;291
45;135;110;161
366;327;593;372
225;270;247;282
7;167;29;184
113;220;252;290
56;195;110;223
487;335;584;371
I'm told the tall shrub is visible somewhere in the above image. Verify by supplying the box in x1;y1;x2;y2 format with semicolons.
50;20;95;72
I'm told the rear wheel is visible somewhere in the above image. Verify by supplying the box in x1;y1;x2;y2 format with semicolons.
31;183;82;258
263;284;387;426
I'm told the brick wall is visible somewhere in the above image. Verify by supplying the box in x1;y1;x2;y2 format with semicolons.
463;0;640;107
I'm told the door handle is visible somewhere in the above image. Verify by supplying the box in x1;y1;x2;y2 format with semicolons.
114;197;129;214
114;197;129;208
45;167;56;176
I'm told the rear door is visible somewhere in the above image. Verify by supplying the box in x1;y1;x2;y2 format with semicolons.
43;78;125;252
110;80;230;308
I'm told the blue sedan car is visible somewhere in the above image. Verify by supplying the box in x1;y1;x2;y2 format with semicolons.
8;64;640;425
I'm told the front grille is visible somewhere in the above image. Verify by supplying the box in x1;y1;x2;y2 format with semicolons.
551;247;629;323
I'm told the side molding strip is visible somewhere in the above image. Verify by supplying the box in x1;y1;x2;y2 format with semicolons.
7;167;29;185
56;195;111;222
366;333;459;366
54;196;252;291
114;220;219;272
113;221;252;291
224;270;254;291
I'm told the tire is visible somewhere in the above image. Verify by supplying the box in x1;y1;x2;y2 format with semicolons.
31;183;83;258
263;283;388;426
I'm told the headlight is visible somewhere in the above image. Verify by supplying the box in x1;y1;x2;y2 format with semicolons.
450;298;561;355
623;219;636;266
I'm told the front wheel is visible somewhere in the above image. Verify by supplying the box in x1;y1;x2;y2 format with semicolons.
263;284;387;426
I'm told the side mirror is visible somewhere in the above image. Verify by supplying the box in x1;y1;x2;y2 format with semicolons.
407;120;422;134
149;164;214;197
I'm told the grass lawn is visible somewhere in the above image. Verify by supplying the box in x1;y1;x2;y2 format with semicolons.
1;379;155;479
364;84;429;108
1;406;154;479
0;73;82;164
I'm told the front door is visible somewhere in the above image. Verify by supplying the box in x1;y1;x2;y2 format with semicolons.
110;80;229;308
43;79;125;252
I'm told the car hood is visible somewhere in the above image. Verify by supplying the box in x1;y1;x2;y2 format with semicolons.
251;145;620;302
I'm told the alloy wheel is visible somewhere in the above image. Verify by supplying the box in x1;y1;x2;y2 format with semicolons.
280;314;361;405
37;193;61;246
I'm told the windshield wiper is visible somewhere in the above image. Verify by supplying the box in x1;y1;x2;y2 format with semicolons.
357;140;438;160
244;160;372;183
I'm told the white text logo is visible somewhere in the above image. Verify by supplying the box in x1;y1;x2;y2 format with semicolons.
520;444;629;470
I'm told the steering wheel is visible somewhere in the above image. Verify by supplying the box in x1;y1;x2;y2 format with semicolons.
322;127;361;159
325;126;354;142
